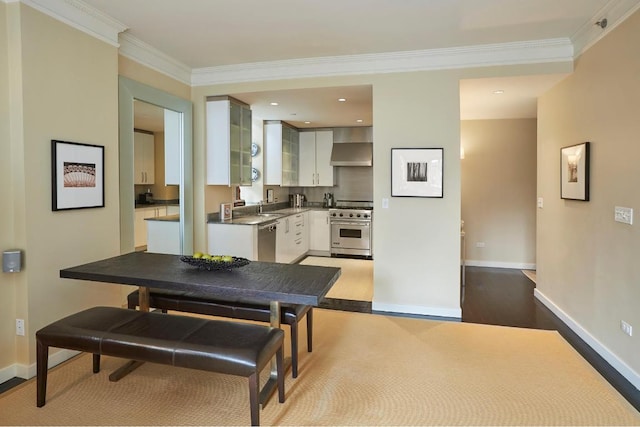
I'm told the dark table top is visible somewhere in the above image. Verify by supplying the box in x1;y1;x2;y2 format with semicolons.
60;252;341;306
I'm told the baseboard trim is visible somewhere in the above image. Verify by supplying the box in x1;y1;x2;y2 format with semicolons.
465;260;536;270
534;289;640;391
0;364;17;385
372;302;461;319
12;348;80;380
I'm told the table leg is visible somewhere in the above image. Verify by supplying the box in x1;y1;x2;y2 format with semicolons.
259;300;289;407
109;286;149;382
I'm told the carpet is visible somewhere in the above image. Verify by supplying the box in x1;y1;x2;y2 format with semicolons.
1;309;638;426
300;256;373;301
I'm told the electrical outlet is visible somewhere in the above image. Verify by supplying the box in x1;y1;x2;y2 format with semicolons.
476;242;486;248
621;320;633;337
16;319;25;336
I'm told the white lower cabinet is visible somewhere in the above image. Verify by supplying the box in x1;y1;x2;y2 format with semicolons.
309;210;330;255
146;219;180;255
276;212;308;263
207;223;258;260
134;206;167;248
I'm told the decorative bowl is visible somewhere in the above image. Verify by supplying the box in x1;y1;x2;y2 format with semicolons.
180;255;250;271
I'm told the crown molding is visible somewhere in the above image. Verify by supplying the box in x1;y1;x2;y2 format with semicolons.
118;33;192;86
572;0;640;57
20;0;126;46
191;38;573;86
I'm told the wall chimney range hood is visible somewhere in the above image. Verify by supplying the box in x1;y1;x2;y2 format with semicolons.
330;142;373;167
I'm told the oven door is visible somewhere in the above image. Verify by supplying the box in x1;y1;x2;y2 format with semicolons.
331;221;372;256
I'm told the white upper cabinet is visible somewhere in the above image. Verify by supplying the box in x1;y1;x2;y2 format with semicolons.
264;121;299;187
206;96;252;186
134;131;155;185
299;130;334;187
164;109;181;186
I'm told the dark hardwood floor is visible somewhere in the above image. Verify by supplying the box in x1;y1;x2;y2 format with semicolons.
462;266;640;412
2;266;638;412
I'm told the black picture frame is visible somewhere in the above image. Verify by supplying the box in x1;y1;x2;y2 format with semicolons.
391;148;444;198
560;142;590;201
51;140;105;211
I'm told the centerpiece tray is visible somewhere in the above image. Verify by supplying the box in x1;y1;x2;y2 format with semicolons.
179;255;250;271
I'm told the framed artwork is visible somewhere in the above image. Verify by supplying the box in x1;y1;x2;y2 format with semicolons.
391;148;443;198
560;142;590;201
51;140;105;211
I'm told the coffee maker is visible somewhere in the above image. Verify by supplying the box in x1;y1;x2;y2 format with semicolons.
323;193;334;208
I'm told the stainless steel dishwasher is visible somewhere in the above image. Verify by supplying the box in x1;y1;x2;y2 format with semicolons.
257;221;277;262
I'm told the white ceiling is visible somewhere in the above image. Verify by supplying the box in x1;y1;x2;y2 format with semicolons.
81;0;633;126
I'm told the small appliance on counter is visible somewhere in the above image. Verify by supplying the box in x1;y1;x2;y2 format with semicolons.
323;193;334;208
290;193;305;208
137;190;153;204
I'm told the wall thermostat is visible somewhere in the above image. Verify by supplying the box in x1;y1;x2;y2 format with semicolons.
3;250;22;273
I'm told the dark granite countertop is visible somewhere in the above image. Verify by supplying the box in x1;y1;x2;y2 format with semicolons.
145;214;179;222
207;207;315;226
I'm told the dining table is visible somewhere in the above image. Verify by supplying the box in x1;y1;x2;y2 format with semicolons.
59;251;341;404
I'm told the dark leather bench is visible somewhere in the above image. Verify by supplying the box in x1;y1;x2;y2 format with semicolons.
127;289;312;378
36;306;284;426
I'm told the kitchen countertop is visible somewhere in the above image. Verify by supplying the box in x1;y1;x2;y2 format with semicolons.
145;214;180;222
207;207;321;226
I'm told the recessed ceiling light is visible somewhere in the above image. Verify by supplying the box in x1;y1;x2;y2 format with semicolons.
304;121;311;124
493;90;504;95
338;98;346;102
270;102;279;106
356;119;363;123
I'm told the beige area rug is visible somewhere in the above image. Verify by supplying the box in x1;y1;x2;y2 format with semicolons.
522;270;537;284
2;309;639;426
300;256;373;301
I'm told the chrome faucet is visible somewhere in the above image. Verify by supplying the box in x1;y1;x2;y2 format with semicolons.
258;201;264;213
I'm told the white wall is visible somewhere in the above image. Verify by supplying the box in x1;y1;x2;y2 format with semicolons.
537;9;640;388
461;119;537;269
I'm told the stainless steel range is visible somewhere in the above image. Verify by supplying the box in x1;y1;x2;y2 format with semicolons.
329;200;373;258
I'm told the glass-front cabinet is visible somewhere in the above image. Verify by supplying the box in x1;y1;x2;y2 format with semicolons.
264;120;299;187
206;96;252;186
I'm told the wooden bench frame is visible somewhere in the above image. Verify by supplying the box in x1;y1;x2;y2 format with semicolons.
36;306;285;426
127;289;313;377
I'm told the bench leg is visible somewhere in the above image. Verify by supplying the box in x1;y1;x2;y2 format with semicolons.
306;308;313;353
277;346;285;403
249;372;260;426
36;340;48;407
290;321;299;378
93;354;100;373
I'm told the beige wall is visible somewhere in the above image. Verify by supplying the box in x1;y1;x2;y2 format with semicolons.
0;2;17;373
537;10;640;385
1;3;122;379
461;119;537;268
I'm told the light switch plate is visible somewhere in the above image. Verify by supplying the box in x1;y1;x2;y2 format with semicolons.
537;197;543;209
614;206;633;225
382;198;389;209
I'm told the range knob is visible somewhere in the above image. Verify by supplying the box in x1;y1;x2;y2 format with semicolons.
364;213;370;219
339;213;344;217
331;213;337;217
349;213;354;217
356;214;361;218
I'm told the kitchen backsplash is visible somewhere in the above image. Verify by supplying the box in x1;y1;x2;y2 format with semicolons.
290;165;373;204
